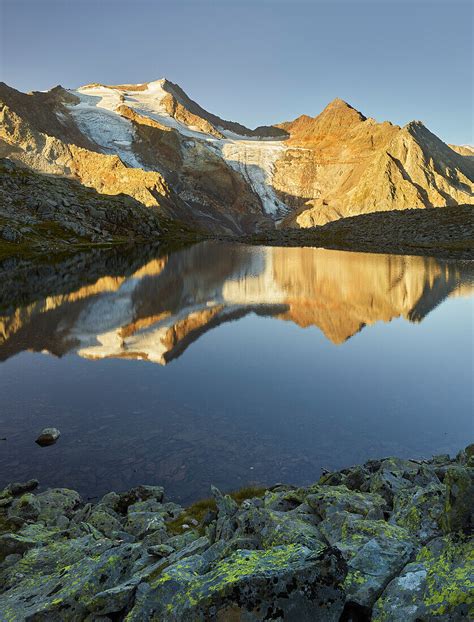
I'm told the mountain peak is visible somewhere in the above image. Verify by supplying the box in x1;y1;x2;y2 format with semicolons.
318;98;367;123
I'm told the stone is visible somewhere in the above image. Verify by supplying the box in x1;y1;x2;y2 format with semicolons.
235;506;324;550
211;485;239;541
35;488;82;524
1;553;22;567
263;488;305;511
306;485;387;520
456;444;474;468
0;538;141;620
8;493;41;522
112;485;165;515
440;465;474;534
8;479;39;496
1;225;20;242
87;508;123;538
147;544;174;558
391;482;446;542
372;536;474;621
124;511;166;539
0;523;60;557
127;544;347;622
318;512;415;608
35;427;61;446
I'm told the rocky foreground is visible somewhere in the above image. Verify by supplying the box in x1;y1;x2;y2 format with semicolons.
0;448;472;621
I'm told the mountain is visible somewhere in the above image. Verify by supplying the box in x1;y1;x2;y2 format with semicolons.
1;242;472;364
0;79;472;236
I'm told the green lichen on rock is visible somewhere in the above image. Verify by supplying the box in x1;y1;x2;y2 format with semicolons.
440;465;474;534
391;481;446;541
0;446;472;620
128;544;347;621
372;535;474;621
306;484;387;519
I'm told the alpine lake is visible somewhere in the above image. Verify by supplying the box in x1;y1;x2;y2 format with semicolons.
0;241;472;504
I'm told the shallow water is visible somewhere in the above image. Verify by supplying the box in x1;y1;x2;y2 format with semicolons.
0;242;472;504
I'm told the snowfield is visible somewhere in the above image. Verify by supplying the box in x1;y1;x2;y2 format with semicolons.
67;80;288;217
67;88;143;168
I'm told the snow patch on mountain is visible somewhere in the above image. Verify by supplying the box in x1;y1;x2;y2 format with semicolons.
67;87;143;168
217;140;288;216
68;80;288;216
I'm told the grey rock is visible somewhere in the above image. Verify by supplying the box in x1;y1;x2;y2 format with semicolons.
1;225;20;242
391;481;446;542
8;492;41;521
372;535;473;621
306;485;387;520
441;465;474;534
1;553;22;568
0;538;140;620
87;508;123;538
35;427;61;446
235;506;324;550
147;543;175;558
211;485;238;541
110;485;165;515
127;544;347;622
35;488;82;524
124;511;166;538
263;488;305;511
318;512;415;607
8;479;39;496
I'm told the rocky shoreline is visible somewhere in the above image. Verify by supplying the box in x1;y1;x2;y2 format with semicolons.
0;158;203;263
241;206;474;261
0;447;472;621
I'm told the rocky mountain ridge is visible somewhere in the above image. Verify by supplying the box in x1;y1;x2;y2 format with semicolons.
1;79;472;236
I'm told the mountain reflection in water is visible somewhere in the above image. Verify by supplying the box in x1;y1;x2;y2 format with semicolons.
1;242;472;364
0;242;472;503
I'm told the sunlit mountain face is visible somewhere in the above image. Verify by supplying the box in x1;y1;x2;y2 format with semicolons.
1;242;472;365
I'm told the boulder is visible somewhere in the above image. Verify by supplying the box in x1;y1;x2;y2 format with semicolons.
318;512;414;608
87;507;124;538
0;536;141;620
35;427;61;446
35;488;82;525
125;511;167;539
7;479;39;496
235;506;324;550
7;492;41;522
104;485;165;515
211;485;239;541
440;465;474;534
372;535;474;621
306;485;386;520
391;481;446;542
127;544;347;621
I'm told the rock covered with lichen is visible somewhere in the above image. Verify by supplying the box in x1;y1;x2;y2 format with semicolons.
0;446;472;621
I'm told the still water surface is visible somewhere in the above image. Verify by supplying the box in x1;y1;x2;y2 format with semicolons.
0;242;472;503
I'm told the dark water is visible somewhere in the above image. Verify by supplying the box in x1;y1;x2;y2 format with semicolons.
0;242;472;504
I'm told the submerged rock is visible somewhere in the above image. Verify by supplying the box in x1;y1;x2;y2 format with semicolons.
35;427;61;446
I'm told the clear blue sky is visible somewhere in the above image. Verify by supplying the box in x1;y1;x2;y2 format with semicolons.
1;0;472;144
